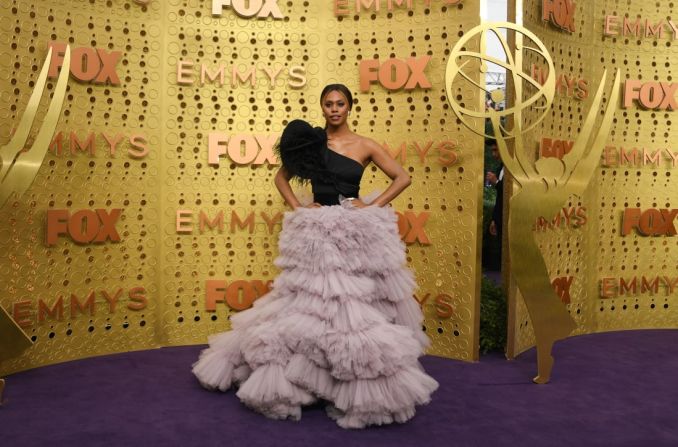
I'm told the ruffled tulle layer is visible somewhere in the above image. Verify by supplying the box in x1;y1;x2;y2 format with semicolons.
192;204;438;428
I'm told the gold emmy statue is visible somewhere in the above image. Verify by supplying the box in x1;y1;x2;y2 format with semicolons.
445;22;620;383
0;46;70;403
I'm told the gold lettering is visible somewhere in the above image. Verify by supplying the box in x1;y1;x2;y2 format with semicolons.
102;132;124;156
128;134;149;159
665;148;678;167
642;148;661;166
38;296;64;323
288;66;307;89
177;60;194;85
127;287;147;311
69;131;96;156
619;277;637;296
261;212;283;234
70;291;95;318
413;141;433;163
199;210;224;233
334;0;349;15
663;276;678;295
602;145;617;167
201;64;225;86
231;65;256;88
356;0;380;13
604;15;619;36
230;211;255;234
101;288;123;313
668;20;678;39
620;147;640;166
261;65;283;86
600;277;616;298
49;131;65;155
640;276;660;295
176;210;193;233
12;301;33;329
622;17;641;37
645;19;665;38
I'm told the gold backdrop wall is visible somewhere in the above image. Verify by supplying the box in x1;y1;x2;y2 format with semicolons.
0;0;483;375
509;0;678;356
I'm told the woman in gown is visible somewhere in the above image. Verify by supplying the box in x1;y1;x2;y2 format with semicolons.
192;84;438;429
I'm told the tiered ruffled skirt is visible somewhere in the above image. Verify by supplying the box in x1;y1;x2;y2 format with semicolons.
192;204;438;428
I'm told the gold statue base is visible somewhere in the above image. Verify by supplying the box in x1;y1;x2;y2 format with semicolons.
0;304;35;405
533;351;555;384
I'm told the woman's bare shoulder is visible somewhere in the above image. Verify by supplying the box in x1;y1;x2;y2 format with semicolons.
354;134;382;154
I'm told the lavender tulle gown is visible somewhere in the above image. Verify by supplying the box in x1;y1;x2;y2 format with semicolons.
192;150;438;428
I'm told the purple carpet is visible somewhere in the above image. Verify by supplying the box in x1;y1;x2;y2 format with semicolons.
2;330;677;446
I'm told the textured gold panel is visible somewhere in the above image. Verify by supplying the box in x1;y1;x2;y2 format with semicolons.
510;0;678;357
159;1;483;361
0;0;164;374
0;0;483;375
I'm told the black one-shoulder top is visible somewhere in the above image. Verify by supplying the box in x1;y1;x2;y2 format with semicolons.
311;149;365;206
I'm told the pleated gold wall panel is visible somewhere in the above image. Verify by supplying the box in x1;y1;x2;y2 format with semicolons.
510;0;678;356
0;0;483;375
0;0;165;372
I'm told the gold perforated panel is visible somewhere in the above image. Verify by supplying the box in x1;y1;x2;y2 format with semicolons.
510;0;678;356
0;0;482;375
0;0;164;373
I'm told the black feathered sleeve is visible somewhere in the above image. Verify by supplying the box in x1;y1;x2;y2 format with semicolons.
275;119;330;184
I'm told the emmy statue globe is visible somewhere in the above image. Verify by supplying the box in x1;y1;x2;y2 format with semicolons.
446;22;620;383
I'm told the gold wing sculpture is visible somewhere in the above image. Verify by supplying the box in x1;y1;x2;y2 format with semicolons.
0;45;71;209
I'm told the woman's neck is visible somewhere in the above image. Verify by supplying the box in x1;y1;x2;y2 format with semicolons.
325;123;351;138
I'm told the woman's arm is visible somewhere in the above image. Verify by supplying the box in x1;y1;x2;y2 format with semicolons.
274;167;303;209
363;138;411;207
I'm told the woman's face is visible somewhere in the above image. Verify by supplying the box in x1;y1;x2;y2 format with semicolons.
321;90;350;127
